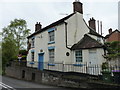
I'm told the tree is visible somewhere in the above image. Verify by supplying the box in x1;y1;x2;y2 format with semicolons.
2;35;18;71
2;19;31;74
2;19;31;50
104;41;120;60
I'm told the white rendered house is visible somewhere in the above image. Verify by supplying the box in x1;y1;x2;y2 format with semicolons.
27;0;105;74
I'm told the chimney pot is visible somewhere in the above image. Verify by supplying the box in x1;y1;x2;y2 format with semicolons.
108;28;112;34
73;0;83;14
35;22;42;32
88;17;96;31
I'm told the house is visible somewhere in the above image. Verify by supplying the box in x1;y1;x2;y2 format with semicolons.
27;0;105;74
105;29;120;68
105;28;120;42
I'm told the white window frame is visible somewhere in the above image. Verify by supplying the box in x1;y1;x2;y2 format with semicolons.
49;49;54;63
75;50;82;62
48;31;55;42
31;38;35;48
97;37;101;42
31;52;34;61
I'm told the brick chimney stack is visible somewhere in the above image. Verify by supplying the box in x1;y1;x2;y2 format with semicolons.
108;28;112;34
73;0;83;14
35;22;42;32
88;17;96;31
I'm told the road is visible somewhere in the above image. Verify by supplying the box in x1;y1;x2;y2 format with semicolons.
1;76;72;90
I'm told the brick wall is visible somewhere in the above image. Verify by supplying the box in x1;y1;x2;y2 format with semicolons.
106;31;120;42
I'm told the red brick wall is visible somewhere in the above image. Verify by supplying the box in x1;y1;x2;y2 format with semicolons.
106;31;120;42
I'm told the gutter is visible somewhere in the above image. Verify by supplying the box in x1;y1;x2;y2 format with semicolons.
64;22;71;49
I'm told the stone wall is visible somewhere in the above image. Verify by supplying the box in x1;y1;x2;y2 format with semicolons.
5;64;120;89
5;66;42;83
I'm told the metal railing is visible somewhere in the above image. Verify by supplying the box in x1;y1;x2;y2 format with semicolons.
12;61;120;76
27;61;103;75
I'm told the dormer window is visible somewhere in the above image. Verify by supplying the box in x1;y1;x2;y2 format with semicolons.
97;37;101;42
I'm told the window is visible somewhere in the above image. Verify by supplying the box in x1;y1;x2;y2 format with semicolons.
49;49;54;63
97;37;101;42
75;50;82;62
49;31;54;42
31;38;35;48
31;52;34;61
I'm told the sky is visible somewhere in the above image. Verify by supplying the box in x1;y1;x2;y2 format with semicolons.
0;0;119;36
118;1;120;30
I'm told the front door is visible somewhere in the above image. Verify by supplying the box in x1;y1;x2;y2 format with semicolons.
88;49;98;75
89;49;97;65
38;53;44;70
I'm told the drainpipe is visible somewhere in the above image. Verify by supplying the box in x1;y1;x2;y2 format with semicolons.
64;22;71;49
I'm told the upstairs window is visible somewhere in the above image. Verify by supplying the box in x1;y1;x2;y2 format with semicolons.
75;50;82;62
31;52;34;61
49;31;54;42
97;37;101;42
48;28;55;44
31;37;35;48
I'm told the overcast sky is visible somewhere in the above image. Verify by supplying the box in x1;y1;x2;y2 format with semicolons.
0;0;119;36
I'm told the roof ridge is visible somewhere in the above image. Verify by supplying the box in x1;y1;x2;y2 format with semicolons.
27;12;76;38
105;29;120;38
83;19;103;37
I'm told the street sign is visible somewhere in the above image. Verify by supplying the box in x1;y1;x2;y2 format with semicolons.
18;54;22;61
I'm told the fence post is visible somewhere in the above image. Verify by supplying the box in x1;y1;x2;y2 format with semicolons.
86;62;88;74
48;62;49;70
62;61;64;72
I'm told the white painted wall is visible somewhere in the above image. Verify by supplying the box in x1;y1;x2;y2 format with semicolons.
65;12;90;48
72;48;105;65
27;12;105;73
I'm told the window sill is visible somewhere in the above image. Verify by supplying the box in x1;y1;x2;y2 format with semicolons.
48;41;55;44
48;63;55;66
29;61;35;65
73;64;84;67
31;47;35;48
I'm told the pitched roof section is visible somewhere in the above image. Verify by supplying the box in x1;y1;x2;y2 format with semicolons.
28;13;103;39
105;29;120;39
88;27;103;37
71;34;103;50
27;12;75;38
83;19;103;37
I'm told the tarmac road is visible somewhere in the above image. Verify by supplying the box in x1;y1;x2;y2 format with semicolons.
1;75;72;90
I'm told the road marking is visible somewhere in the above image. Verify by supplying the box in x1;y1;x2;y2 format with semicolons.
0;82;16;90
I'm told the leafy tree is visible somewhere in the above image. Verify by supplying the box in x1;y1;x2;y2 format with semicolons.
2;35;18;73
104;41;120;61
2;19;31;74
2;19;31;50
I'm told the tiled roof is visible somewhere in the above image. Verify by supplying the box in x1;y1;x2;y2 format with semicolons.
27;12;75;38
83;19;103;38
71;34;103;50
28;12;103;39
